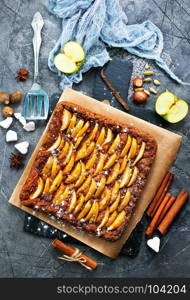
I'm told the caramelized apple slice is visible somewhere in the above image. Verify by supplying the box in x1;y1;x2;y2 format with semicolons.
94;153;106;175
65;162;81;183
76;121;90;137
62;186;70;199
75;143;87;161
119;156;128;174
77;175;92;193
86;123;99;143
75;162;86;188
132;142;146;166
77;200;92;220
62;144;73;166
67;191;77;213
61;109;72;131
84;201;98;222
109;193;120;213
67;114;77;134
108;134;120;154
51;157;60;179
99;187;111;211
106;162;120;184
85;149;97;170
47;134;61;151
57;137;65;151
30;177;44;199
107;210;126;231
90;202;99;222
103;153;117;170
58;141;69;159
73;194;85;214
128;137;137;159
96;127;106;145
120;135;132;157
85;179;97;201
74;136;84;149
105;211;117;227
52;184;65;205
62;154;75;175
49;170;63;193
110;181;120;204
71;119;84;137
102;128;113;146
119;165;131;188
43;177;51;194
94;176;106;197
127;167;138;187
97;208;109;229
118;190;131;212
86;142;95;157
42;156;54;176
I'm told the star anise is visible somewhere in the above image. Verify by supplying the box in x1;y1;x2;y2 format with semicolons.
16;69;29;81
9;153;24;169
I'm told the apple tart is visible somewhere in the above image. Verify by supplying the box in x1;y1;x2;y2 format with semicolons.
20;102;157;241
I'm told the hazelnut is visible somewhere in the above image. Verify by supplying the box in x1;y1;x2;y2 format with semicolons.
2;106;14;117
132;77;143;88
10;91;22;104
0;92;10;105
133;90;148;104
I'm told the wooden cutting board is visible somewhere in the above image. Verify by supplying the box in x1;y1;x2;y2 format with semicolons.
9;88;182;258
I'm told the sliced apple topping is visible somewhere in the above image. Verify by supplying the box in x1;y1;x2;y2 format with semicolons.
86;123;99;143
52;184;65;205
67;114;77;134
42;156;54;176
106;162;120;184
127;167;138;187
73;194;85;214
71;119;84;137
85;149;97;170
109;193;120;213
99;187;111;211
62;154;75;175
65;162;81;183
30;177;44;199
110;181;120;204
128;137;137;159
49;170;63;193
119;165;131;188
75;162;86;188
85;178;97;201
62;186;70;199
105;211;117;227
61;109;72;131
94;176;106;197
74;136;84;149
75;143;87;161
47;134;61;151
77;200;92;220
107;210;126;231
120;135;132;157
108;134;120;154
76;121;90;137
67;191;77;213
97;208;109;229
90;202;99;222
58;141;70;159
84;201;98;222
119;156;128;174
102;128;113;147
103;153;118;170
132;142;146;166
43;177;51;194
77;175;92;193
94;153;106;175
51;157;60;179
62;144;73;166
118;190;131;212
57;137;65;151
96;127;106;145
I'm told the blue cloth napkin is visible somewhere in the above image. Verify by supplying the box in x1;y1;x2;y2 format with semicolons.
48;0;189;89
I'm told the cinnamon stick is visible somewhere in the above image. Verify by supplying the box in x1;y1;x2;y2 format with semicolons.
156;195;176;226
158;190;189;235
146;172;174;217
145;193;171;236
100;68;129;111
52;239;98;270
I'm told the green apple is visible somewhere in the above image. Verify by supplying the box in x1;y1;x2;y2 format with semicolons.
155;91;188;123
54;41;85;74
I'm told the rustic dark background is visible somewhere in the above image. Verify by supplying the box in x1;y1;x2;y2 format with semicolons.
0;0;190;278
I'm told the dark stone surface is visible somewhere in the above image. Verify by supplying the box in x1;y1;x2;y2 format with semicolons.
0;0;190;278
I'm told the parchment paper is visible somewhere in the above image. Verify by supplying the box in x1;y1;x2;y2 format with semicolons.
9;88;182;258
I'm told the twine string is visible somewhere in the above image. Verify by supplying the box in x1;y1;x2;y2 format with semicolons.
58;248;93;270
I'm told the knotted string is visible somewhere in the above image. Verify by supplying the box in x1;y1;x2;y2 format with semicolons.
58;248;93;270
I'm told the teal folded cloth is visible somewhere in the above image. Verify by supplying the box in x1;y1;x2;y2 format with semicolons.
48;0;189;89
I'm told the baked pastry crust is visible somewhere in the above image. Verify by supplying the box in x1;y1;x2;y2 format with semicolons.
20;101;157;241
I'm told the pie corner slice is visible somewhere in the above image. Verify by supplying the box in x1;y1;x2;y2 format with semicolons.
19;101;157;242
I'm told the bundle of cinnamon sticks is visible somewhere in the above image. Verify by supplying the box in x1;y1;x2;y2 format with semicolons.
145;171;189;236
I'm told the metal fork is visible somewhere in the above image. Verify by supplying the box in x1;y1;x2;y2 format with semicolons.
24;12;49;120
